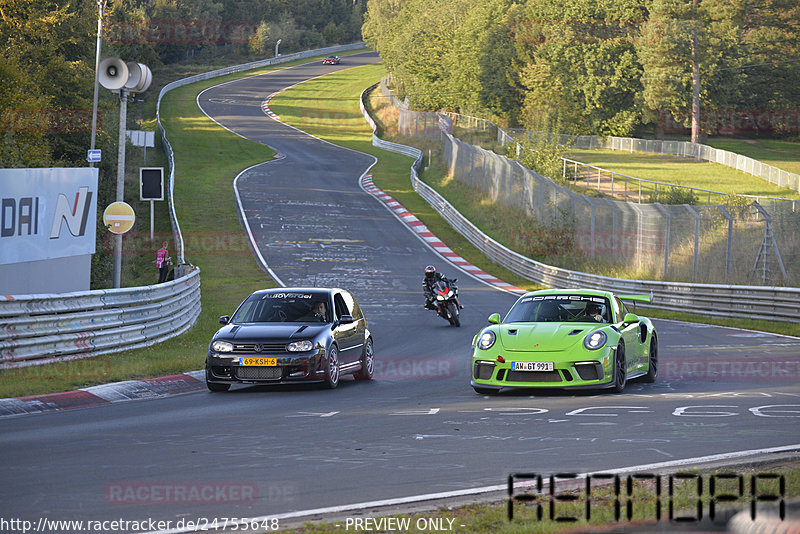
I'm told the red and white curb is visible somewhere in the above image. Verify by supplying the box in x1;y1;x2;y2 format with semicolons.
261;91;281;120
0;370;205;418
361;175;524;294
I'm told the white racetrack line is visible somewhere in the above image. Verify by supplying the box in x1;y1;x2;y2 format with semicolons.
196;57;524;294
172;60;800;534
148;443;800;533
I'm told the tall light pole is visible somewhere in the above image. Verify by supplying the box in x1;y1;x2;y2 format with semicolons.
275;39;282;57
112;87;128;288
90;0;107;168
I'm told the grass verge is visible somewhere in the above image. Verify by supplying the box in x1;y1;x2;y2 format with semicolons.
705;137;800;176
5;54;799;397
284;459;800;533
565;147;800;200
267;63;544;295
0;53;359;398
270;64;800;338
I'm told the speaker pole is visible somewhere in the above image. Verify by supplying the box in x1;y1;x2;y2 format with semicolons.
112;88;128;289
90;0;106;168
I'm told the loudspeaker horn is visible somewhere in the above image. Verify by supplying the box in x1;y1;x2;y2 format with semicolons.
124;62;153;93
135;64;152;93
124;62;142;90
99;57;128;90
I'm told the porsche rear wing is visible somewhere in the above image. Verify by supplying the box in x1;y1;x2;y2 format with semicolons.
618;293;652;304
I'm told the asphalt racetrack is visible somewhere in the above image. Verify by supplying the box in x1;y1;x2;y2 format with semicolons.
2;51;799;531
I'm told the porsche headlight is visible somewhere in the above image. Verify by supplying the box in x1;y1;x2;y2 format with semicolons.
211;340;234;353
477;331;496;350
583;330;607;350
287;340;314;352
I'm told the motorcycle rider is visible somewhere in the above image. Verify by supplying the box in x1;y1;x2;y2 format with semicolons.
423;265;461;310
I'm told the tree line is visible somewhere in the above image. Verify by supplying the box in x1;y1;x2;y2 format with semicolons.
0;0;364;169
362;0;800;139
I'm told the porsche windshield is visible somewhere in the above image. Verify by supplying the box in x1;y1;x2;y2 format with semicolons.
504;295;611;323
231;292;331;323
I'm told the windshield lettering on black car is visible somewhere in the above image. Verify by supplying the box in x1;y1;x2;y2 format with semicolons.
231;293;330;323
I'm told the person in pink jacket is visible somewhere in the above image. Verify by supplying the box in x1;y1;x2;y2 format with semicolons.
156;241;171;283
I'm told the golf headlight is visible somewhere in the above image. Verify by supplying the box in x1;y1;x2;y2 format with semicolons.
583;330;607;350
477;331;496;350
287;340;314;352
211;340;234;353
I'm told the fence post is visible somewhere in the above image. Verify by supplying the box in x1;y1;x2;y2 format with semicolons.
718;206;733;283
686;205;700;282
654;203;671;279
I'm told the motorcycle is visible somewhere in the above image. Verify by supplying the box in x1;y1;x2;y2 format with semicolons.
431;278;461;327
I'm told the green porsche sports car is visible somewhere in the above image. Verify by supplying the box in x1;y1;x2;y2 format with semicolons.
471;289;657;394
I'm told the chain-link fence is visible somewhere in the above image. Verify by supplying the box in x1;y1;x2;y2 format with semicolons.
506;128;800;194
397;108;798;286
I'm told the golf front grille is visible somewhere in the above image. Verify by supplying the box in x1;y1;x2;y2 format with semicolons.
234;366;282;380
232;343;287;353
506;370;562;383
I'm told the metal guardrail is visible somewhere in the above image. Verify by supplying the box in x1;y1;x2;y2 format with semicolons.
361;88;800;322
0;44;369;370
157;42;368;264
0;269;201;368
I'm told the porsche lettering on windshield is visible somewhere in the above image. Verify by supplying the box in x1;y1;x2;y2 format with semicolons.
519;295;605;303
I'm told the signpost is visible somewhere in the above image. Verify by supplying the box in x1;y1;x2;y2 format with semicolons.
127;130;155;164
139;167;164;241
87;149;101;163
103;201;135;235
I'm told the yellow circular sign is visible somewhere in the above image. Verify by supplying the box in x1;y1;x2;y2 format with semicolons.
103;201;135;234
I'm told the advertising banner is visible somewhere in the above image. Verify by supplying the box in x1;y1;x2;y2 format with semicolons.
0;168;98;265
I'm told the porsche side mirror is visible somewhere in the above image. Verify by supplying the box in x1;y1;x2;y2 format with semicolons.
338;314;356;325
622;313;639;325
488;313;500;324
219;315;230;325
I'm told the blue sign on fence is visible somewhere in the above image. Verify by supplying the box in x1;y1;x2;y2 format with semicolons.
87;149;101;163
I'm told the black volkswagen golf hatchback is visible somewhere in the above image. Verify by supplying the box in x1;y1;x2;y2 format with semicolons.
206;288;374;391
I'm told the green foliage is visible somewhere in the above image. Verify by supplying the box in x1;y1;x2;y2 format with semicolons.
514;112;569;181
249;21;272;55
364;0;800;137
649;186;698;205
364;0;519;116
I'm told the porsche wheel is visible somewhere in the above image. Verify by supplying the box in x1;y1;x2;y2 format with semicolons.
611;344;627;393
643;335;658;383
354;338;374;380
323;345;340;389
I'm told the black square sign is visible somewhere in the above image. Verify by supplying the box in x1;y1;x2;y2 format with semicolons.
140;167;164;201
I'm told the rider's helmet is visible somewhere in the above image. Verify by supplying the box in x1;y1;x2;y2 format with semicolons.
424;265;436;280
